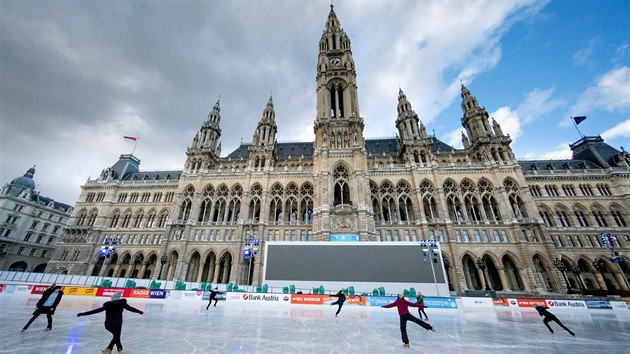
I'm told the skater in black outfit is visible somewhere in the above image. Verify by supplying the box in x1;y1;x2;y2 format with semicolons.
415;291;429;320
383;294;435;348
535;305;575;336
77;290;143;354
330;290;346;317
206;287;223;309
22;284;63;331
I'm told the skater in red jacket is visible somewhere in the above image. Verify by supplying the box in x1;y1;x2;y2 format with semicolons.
383;294;435;348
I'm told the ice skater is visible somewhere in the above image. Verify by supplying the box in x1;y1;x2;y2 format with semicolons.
382;294;435;348
415;291;428;320
77;290;143;354
206;287;223;309
330;290;346;317
535;305;575;336
22;284;63;332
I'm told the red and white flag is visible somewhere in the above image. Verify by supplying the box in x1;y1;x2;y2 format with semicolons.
123;136;138;142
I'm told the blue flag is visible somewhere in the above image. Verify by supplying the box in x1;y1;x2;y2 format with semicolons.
573;116;587;125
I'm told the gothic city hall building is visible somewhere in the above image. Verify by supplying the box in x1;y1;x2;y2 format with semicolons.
47;7;630;295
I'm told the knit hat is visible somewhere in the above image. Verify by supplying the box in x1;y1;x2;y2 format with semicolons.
111;290;123;300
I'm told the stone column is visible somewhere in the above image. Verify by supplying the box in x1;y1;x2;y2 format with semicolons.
138;264;147;279
196;263;205;282
113;263;121;277
594;273;608;290
497;268;511;291
614;272;629;291
477;268;486;290
212;262;221;283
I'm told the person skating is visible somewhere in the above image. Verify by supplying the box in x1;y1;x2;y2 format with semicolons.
415;291;429;320
383;294;435;348
535;305;575;336
22;284;63;332
330;290;346;317
77;290;143;354
206;287;224;309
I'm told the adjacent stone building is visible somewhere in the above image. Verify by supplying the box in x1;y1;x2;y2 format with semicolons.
47;6;630;295
0;167;73;272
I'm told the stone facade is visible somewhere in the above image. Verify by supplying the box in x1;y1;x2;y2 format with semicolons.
0;167;73;272
46;6;630;295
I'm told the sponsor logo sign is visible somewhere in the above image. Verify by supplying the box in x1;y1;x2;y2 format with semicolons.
227;293;290;305
30;285;51;295
63;287;97;297
516;298;546;308
493;298;509;307
610;301;629;311
585;300;612;309
462;297;493;308
96;288;125;297
545;300;587;309
148;289;166;299
128;289;151;299
424;297;458;309
366;296;398;307
291;294;326;305
0;284;4;293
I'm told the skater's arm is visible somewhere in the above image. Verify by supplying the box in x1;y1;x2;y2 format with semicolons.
382;302;396;308
123;302;144;314
77;306;106;316
406;300;423;308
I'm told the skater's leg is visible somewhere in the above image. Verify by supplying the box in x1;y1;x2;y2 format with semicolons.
106;324;122;350
213;299;218;307
45;311;53;329
553;318;575;336
335;303;343;316
23;310;42;330
420;308;429;320
543;317;554;333
408;314;433;330
399;314;411;344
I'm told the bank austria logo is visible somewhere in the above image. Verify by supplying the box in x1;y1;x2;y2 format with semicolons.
243;293;280;302
547;300;585;308
243;294;249;300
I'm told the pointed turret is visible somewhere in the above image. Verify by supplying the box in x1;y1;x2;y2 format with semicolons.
248;97;278;170
460;85;513;163
396;88;421;142
185;99;223;171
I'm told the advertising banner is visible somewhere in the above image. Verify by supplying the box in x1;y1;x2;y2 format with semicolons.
228;292;291;305
96;288;126;297
424;297;458;309
30;285;51;295
202;291;225;301
290;294;327;305
493;298;509;307
346;295;367;306
366;296;397;307
126;289;152;299
545;299;587;310
0;284;4;293
462;297;493;308
63;287;97;297
585;300;612;309
516;298;546;308
149;289;167;299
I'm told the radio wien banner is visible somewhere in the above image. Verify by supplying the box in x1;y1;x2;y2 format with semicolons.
545;299;587;310
516;298;546;308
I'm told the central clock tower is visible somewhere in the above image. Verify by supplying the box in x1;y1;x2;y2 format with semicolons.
312;5;372;241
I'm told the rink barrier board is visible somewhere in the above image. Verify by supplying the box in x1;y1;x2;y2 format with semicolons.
2;283;629;312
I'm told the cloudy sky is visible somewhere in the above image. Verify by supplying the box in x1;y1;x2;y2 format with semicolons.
1;0;628;205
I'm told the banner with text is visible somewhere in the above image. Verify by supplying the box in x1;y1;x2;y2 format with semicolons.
227;292;291;305
585;300;612;309
545;299;587;310
462;297;494;308
63;287;97;297
517;298;546;308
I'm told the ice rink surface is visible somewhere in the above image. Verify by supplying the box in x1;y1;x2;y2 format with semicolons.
0;293;629;354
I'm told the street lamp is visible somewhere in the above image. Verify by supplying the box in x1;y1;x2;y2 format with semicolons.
158;255;168;280
419;240;441;296
242;237;261;291
553;258;573;294
476;257;490;291
132;254;142;279
443;258;454;291
95;236;120;281
600;233;630;290
570;265;583;292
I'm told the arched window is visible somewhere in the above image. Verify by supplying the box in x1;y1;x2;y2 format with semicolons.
333;165;350;206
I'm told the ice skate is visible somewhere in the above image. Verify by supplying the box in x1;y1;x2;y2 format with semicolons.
102;348;112;354
403;343;410;348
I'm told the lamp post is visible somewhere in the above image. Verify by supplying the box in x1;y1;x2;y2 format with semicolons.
132;254;142;279
570;265;583;292
419;240;440;296
553;258;573;294
158;255;168;280
600;233;630;290
242;237;261;291
443;258;454;291
95;236;120;283
476;257;490;291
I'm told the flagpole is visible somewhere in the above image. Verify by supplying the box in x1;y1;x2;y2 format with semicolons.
570;116;584;139
132;137;139;155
